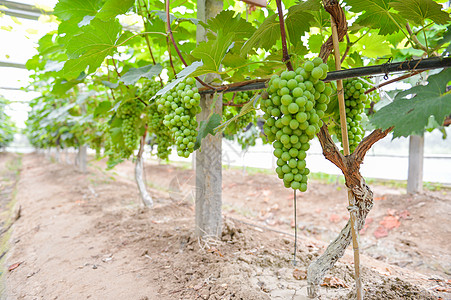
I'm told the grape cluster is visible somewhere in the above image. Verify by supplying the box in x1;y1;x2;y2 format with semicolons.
223;91;257;136
336;78;371;153
261;57;332;192
156;77;201;158
115;98;146;157
140;80;174;160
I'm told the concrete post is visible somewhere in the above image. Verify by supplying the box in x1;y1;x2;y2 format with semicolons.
407;135;424;193
195;0;223;238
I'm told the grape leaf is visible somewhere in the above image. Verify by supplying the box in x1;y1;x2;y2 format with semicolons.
119;64;163;85
96;0;135;21
190;32;235;77
391;0;451;26
101;80;119;89
371;68;451;138
51;78;83;96
207;10;255;40
352;32;392;58
94;101;112;118
285;0;319;47
53;0;102;21
194;113;222;150
308;34;323;53
241;14;280;55
62;18;122;78
346;0;406;35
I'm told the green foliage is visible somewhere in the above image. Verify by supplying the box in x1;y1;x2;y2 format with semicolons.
285;0;320;47
346;0;406;35
96;0;135;21
371;68;451;138
0;97;15;148
63;18;123;78
53;0;102;21
241;14;280;55
390;0;451;26
119;64;163;85
24;0;451;172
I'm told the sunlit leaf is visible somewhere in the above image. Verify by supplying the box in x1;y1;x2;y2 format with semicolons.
371;68;451;137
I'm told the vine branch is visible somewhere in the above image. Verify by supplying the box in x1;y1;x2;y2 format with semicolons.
364;70;424;94
275;0;293;71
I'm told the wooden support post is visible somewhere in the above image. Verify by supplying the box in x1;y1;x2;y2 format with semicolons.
330;14;363;300
195;0;223;238
407;135;424;194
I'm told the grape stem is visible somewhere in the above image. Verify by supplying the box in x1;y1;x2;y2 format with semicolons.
275;0;294;71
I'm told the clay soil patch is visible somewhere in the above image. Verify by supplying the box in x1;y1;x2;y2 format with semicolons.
2;153;450;299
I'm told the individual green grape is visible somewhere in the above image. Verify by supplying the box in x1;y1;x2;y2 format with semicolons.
262;58;330;192
156;77;201;158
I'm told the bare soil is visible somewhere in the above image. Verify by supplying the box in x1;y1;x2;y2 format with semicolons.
1;152;450;299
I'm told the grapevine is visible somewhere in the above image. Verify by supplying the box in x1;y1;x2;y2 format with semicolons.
261;57;332;192
156;77;201;158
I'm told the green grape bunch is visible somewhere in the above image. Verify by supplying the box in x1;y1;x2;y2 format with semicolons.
335;78;372;153
223;91;257;136
261;57;332;192
140;80;174;160
116;98;146;156
156;77;201;158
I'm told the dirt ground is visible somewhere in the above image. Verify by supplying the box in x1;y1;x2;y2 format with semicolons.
1;152;450;299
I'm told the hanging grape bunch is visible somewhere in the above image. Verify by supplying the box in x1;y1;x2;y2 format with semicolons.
156;77;201;158
139;80;174;160
115;98;146;157
223;90;257;136
261;57;332;192
335;78;372;153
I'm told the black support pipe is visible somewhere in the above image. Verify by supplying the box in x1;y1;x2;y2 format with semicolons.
200;56;451;94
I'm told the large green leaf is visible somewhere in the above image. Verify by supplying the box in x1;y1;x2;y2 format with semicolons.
190;32;235;77
207;10;255;40
96;0;135;21
119;64;163;85
285;0;319;47
241;14;280;55
62;18;122;78
53;0;102;21
346;0;406;35
391;0;451;26
371;68;451;138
